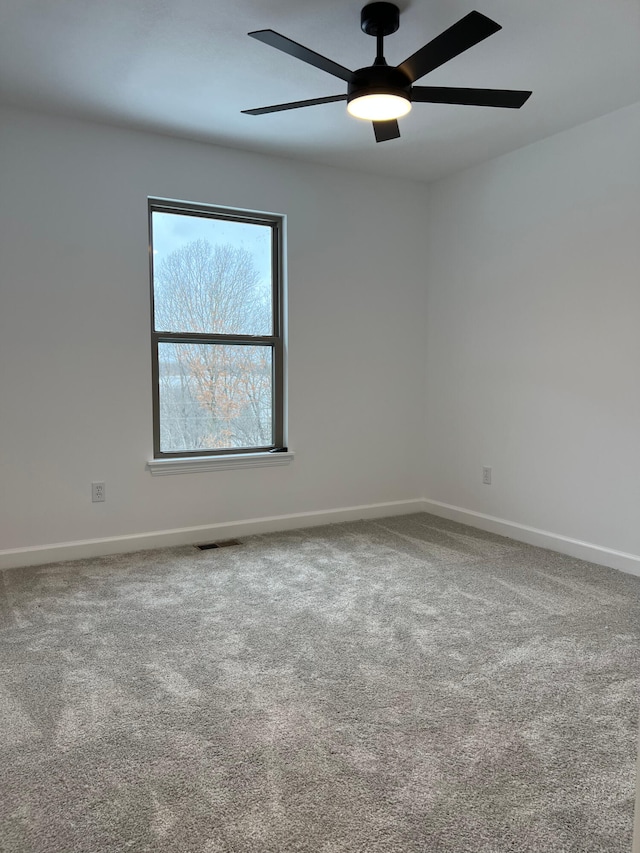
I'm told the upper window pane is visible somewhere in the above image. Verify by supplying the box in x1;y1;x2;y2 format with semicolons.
152;211;273;336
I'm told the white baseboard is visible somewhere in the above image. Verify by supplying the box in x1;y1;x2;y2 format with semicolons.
0;499;424;570
422;498;640;578
4;498;639;578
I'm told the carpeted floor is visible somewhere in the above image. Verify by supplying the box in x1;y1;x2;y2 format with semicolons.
1;512;639;852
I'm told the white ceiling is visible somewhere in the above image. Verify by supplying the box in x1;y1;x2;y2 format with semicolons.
1;0;639;182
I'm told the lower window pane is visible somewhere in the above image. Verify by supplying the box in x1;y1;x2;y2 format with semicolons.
158;342;273;453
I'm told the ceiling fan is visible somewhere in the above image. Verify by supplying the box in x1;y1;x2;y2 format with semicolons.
242;2;532;142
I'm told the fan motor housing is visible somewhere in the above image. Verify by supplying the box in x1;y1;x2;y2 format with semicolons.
360;3;400;37
347;64;411;104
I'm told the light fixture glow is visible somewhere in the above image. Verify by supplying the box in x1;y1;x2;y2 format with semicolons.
347;93;411;121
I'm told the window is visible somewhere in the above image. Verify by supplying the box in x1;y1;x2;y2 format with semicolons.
149;198;284;459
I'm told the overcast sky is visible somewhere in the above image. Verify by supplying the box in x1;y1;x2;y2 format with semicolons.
151;211;272;283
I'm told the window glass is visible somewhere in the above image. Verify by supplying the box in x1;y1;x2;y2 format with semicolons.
149;200;283;458
158;342;273;452
152;211;272;336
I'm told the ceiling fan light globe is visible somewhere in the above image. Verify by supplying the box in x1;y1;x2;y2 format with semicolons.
347;93;411;121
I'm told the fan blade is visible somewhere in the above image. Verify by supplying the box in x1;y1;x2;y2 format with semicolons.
412;86;532;108
373;120;401;143
249;30;352;82
242;94;347;116
398;11;501;84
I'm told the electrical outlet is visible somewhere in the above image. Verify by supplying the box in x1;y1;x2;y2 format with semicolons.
91;481;105;502
482;467;492;485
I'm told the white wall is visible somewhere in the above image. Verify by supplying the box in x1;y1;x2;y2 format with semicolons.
424;101;640;559
0;107;429;562
3;101;639;570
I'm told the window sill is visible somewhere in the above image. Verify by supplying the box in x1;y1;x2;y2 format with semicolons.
147;451;294;476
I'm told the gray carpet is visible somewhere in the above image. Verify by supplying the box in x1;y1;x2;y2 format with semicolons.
1;513;639;852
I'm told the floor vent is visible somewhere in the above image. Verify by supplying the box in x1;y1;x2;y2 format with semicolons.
195;539;242;551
